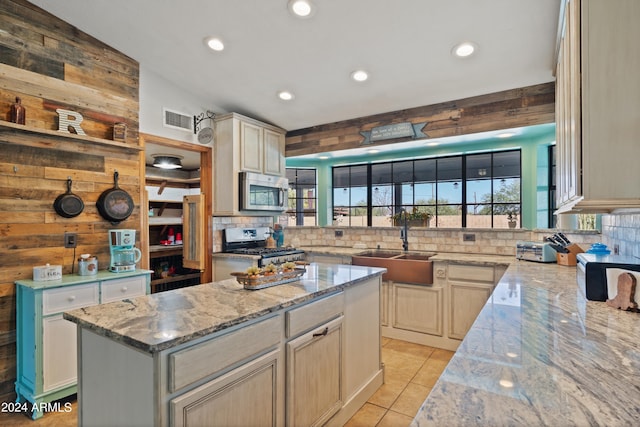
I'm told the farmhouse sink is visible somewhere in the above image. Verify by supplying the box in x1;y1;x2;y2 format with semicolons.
351;251;435;285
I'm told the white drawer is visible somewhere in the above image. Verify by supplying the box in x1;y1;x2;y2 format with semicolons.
286;292;344;338
42;283;99;315
169;315;282;392
101;276;147;303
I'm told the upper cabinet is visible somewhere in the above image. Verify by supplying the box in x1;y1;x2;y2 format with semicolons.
213;113;286;215
555;0;640;213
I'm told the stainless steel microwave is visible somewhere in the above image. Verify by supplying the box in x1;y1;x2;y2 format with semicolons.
239;171;288;212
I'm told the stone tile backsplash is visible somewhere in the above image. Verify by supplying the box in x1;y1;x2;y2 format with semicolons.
601;212;640;258
213;213;639;258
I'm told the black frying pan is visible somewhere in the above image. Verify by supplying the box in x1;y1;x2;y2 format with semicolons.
53;178;84;218
96;171;134;223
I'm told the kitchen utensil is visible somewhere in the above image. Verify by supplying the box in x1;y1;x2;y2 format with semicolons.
557;232;571;245
96;171;134;223
53;178;84;218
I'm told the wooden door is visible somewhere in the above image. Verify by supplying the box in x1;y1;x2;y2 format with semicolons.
183;194;205;270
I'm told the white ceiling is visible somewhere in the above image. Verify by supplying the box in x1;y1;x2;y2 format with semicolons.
29;0;561;133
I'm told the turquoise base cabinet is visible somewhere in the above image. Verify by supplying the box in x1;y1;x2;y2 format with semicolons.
15;270;151;419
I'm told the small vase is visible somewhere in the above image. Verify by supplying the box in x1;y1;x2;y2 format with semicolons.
9;97;26;124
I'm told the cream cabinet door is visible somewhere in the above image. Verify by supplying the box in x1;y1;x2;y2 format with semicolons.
42;315;77;392
240;120;263;173
448;281;493;340
381;281;389;327
171;349;281;427
286;316;343;427
263;128;285;176
393;283;443;337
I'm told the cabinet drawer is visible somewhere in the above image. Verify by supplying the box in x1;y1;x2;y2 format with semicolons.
448;264;494;283
101;276;147;303
169;315;281;393
286;292;344;338
43;283;99;315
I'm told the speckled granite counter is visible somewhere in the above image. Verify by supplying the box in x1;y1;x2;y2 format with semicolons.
412;261;640;426
63;263;385;353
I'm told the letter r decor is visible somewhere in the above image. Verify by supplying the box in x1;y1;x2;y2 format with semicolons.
56;108;87;135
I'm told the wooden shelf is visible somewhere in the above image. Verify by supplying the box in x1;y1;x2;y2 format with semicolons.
0;120;143;152
149;245;183;258
149;217;182;226
150;273;201;286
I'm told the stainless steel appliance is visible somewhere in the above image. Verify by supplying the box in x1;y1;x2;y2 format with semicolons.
109;229;142;273
215;227;305;281
239;172;288;212
576;253;640;301
516;241;557;262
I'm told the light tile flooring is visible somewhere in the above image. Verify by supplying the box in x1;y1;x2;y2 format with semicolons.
1;338;452;427
344;337;454;427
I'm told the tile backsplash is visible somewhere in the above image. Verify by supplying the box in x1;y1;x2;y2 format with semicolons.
601;212;640;258
212;213;639;258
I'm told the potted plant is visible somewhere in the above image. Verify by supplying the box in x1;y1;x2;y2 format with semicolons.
507;211;518;228
392;207;432;227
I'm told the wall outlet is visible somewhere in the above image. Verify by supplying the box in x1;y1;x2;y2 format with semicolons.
64;232;77;248
463;233;476;242
335;230;343;237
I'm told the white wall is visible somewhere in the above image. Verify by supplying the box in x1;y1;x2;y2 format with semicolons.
139;65;225;142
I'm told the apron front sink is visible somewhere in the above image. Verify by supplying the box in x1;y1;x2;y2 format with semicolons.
352;251;435;285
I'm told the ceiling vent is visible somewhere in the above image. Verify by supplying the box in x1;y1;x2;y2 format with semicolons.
163;108;193;132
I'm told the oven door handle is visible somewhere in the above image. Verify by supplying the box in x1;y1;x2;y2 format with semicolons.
279;188;286;207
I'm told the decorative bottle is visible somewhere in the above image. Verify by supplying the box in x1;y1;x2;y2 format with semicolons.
10;97;26;124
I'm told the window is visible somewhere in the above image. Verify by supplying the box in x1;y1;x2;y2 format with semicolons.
332;150;521;228
286;168;317;226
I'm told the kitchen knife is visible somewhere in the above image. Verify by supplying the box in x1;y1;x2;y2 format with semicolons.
557;232;571;245
546;237;569;252
553;233;569;247
546;235;564;246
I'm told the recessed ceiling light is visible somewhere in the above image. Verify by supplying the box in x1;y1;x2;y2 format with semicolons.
278;91;294;101
288;0;314;18
204;37;225;52
426;142;440;147
152;154;183;169
367;149;379;154
318;155;329;160
452;42;476;58
351;70;369;82
497;132;516;138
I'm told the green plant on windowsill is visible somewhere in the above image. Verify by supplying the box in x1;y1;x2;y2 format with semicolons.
391;208;432;227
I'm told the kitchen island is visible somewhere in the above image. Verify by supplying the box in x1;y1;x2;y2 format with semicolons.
64;263;385;427
412;260;640;426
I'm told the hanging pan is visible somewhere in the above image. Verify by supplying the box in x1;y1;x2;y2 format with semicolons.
96;170;134;223
53;178;84;218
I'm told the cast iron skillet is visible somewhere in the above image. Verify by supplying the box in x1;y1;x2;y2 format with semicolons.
96;170;134;223
53;178;84;218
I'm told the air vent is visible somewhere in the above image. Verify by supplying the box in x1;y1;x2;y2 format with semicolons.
163;108;193;132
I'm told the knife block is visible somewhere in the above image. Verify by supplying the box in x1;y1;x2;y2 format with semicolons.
557;244;584;266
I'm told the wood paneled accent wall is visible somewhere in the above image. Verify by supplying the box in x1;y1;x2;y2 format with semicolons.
285;82;555;156
0;0;141;401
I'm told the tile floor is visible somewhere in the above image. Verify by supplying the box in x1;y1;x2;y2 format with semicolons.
344;337;454;427
1;338;453;426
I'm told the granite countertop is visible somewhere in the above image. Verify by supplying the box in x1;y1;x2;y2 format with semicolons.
15;269;152;290
63;263;385;354
302;245;514;266
412;261;640;426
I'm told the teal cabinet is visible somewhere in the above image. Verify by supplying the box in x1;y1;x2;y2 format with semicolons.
15;270;150;419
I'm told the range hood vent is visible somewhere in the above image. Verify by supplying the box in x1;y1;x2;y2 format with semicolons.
163;108;193;132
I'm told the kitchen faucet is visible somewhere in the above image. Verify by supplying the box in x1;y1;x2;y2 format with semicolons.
400;208;409;251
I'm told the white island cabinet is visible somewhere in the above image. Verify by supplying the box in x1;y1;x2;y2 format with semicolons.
64;263;384;427
14;270;150;419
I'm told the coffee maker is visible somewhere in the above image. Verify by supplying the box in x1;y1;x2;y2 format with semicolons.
109;229;141;273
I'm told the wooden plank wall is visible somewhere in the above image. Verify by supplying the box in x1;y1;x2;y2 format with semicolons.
285;82;555;156
0;0;140;402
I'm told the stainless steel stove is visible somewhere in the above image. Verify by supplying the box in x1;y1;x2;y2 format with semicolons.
222;227;305;267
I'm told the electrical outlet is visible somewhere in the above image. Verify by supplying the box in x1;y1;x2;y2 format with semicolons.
64;232;77;248
463;233;476;242
335;230;343;237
